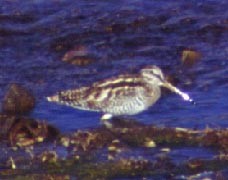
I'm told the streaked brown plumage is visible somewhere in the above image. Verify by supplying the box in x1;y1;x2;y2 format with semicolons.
47;65;193;120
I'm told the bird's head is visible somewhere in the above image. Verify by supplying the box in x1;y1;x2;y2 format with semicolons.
140;65;194;103
140;65;166;86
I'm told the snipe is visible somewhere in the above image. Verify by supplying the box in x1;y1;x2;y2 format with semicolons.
47;65;193;121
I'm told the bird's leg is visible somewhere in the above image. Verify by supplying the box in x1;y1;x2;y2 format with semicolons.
101;114;113;129
101;114;113;120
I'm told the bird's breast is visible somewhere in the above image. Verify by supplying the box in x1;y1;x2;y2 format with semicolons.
143;86;161;108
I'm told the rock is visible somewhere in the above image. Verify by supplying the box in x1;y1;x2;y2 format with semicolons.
9;117;59;147
62;45;96;66
0;114;59;146
0;114;16;140
181;49;201;67
2;84;35;115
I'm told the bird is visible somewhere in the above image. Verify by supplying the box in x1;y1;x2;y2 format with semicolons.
47;65;193;122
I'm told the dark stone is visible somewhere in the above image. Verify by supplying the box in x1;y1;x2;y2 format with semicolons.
0;114;16;140
2;84;35;115
0;114;59;146
8;116;60;146
62;46;96;66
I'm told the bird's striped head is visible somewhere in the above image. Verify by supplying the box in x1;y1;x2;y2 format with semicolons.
140;65;194;103
140;65;165;86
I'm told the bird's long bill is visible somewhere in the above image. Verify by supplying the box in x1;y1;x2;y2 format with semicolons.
162;82;194;103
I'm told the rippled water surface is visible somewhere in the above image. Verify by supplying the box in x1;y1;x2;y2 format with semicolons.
0;0;227;132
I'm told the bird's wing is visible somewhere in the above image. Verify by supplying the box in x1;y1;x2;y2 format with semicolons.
48;74;148;112
49;87;100;111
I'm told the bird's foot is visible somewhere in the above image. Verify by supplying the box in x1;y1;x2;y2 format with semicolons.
101;114;113;120
101;114;113;129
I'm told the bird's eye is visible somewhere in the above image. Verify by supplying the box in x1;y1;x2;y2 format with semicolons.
152;70;164;80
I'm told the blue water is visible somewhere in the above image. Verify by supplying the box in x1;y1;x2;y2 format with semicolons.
0;0;227;132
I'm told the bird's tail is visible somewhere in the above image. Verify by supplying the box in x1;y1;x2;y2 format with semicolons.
46;94;59;102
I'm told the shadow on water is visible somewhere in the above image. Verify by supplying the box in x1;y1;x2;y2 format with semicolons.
0;0;227;179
